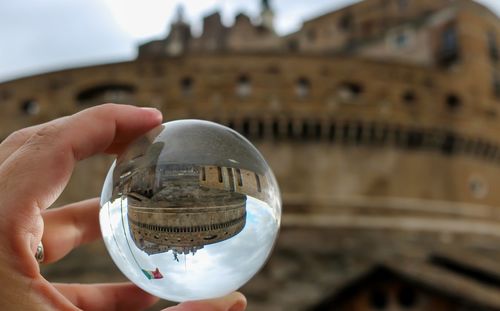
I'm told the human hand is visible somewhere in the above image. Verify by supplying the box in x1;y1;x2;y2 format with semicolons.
0;104;247;311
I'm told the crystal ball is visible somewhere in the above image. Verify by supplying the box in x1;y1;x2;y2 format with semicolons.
99;120;281;302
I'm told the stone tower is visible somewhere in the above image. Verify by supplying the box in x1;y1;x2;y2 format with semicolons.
261;0;275;31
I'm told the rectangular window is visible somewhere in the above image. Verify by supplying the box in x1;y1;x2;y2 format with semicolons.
201;166;206;181
217;166;223;183
493;71;500;99
438;25;459;67
236;168;243;187
488;32;499;62
255;173;262;193
226;167;235;192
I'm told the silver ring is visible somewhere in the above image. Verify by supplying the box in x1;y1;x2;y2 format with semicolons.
35;241;44;263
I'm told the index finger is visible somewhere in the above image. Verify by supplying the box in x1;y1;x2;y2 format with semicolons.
0;104;162;242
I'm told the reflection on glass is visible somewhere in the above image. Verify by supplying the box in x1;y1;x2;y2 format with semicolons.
100;120;281;302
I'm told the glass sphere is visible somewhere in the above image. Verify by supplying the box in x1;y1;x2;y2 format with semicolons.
99;120;281;302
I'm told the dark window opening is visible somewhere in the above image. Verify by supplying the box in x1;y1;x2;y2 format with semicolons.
354;123;363;145
287;120;295;139
394;126;404;147
339;14;353;31
473;141;485;157
217;167;223;183
307;29;317;42
493;72;500;99
488;145;498;159
288;40;299;52
329;123;336;142
342;123;351;144
296;77;311;98
226;167;235;192
302;121;310;140
257;120;265;139
438;25;460;67
242;119;251;137
407;129;424;149
402;90;416;104
362;21;374;37
369;288;388;309
488;31;499;62
272;119;280;140
446;94;462;111
314;122;322;140
483;143;493;159
236;168;243;187
368;123;377;144
201;167;206;181
180;77;193;96
76;84;135;105
236;75;251;97
441;132;456;155
339;82;364;101
0;89;12;101
255;173;262;192
20;99;39;115
379;125;389;145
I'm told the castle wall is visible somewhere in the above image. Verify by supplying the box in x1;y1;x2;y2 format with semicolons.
2;54;500;214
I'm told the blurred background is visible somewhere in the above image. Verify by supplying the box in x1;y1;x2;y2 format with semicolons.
2;0;500;310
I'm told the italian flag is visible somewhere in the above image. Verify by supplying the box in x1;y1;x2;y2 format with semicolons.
142;268;164;280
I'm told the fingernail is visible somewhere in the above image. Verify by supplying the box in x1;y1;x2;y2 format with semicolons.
140;107;163;121
228;294;247;311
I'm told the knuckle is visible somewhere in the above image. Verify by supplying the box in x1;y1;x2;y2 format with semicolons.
28;123;60;144
3;128;33;146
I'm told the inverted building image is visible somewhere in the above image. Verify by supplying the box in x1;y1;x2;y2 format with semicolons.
119;163;269;257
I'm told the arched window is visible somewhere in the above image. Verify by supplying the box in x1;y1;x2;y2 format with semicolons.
438;25;459;67
296;77;311;98
339;14;353;31
236;75;251;98
446;94;462;111
338;82;364;101
20;99;39;116
488;32;499;62
306;29;317;42
76;83;136;106
402;90;416;104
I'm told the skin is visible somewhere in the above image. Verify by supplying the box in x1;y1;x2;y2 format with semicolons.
0;104;247;311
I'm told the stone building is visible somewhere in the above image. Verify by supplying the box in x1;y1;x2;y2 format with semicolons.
3;0;500;310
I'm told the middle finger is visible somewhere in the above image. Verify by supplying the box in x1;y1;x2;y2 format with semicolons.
41;198;101;264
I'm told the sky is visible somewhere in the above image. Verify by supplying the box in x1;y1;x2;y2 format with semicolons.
0;0;499;82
